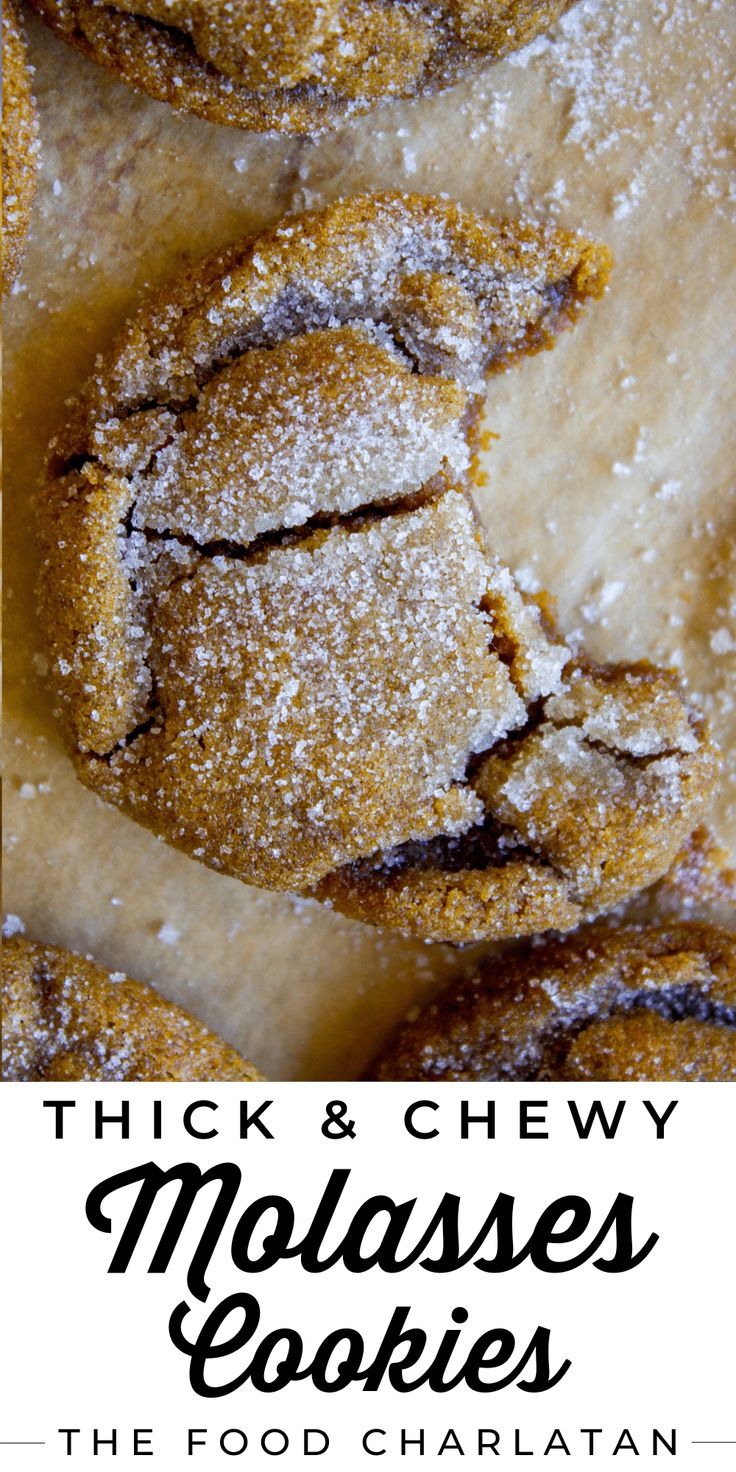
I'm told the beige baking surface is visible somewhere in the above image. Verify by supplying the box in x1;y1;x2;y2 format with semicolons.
3;0;735;1079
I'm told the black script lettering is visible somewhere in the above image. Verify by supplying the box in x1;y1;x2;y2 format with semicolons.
86;1161;241;1302
231;1197;295;1272
169;1298;570;1397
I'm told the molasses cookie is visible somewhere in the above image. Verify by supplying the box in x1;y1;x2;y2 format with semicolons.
373;923;736;1081
27;0;574;134
2;933;263;1080
2;0;39;295
37;192;717;943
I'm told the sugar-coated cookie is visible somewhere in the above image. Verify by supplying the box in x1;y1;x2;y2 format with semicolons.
373;923;736;1081
38;192;717;942
2;933;263;1080
27;0;574;134
2;0;39;295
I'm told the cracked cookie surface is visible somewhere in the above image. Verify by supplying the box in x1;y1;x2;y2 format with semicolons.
2;934;263;1081
373;923;736;1081
317;661;717;939
2;0;38;296
38;192;716;942
26;0;574;134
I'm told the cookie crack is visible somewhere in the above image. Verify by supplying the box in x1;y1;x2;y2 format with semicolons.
537;982;736;1079
129;478;450;566
541;686;701;764
54;250;588;463
56;319;428;470
549;725;698;768
83;689;163;764
328;812;573;886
